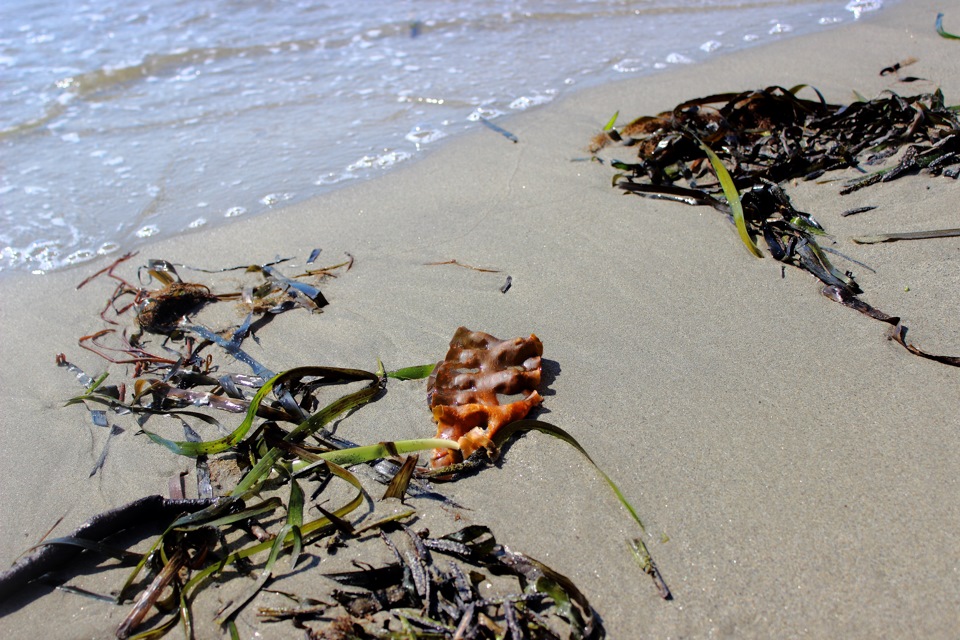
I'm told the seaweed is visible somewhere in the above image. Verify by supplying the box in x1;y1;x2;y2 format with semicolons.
425;259;501;273
936;13;960;39
595;85;960;367
0;496;216;602
296;524;603;639
13;254;667;638
851;227;960;244
479;116;519;143
426;327;543;469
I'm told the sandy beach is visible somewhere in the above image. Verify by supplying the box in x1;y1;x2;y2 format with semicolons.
2;1;959;637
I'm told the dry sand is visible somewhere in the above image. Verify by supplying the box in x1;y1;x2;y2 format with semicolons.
2;1;959;637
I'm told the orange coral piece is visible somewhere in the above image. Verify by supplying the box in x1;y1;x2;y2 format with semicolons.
427;327;543;468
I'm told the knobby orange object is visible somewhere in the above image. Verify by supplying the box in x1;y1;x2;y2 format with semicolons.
427;327;544;468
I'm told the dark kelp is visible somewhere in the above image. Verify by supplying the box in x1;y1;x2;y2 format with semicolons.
0;496;216;603
593;85;960;367
296;524;603;639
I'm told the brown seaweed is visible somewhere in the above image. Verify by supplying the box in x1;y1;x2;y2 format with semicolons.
426;327;544;468
596;86;960;367
136;281;217;334
889;325;960;366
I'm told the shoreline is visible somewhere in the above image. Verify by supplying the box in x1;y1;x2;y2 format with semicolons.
2;1;879;280
3;1;959;637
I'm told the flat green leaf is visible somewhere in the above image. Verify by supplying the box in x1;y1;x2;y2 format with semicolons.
386;363;436;380
490;419;646;534
936;12;960;39
603;111;620;131
698;141;763;258
143;365;381;457
294;438;458;470
215;477;305;625
185;460;368;601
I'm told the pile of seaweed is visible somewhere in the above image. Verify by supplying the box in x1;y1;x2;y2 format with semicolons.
592;84;960;367
1;252;664;639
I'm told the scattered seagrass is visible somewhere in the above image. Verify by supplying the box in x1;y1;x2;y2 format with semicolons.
264;524;603;639
593;84;960;367
3;254;668;638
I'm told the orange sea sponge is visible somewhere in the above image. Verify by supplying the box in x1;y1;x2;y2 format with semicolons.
427;327;543;468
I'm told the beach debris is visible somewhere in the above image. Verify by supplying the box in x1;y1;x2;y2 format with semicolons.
427;259;510;293
137;280;217;334
851;227;960;243
426;327;544;469
840;205;878;217
936;12;960;39
629;537;671;600
0;495;216;603
821;285;899;325
603;110;619;131
879;57;918;77
90;425;124;477
80;252;346;339
879;57;925;83
479;116;519;143
890;324;960;366
56;353;129;475
380;455;418;501
38;249;664;636
594;85;960;367
280;523;604;639
426;258;501;273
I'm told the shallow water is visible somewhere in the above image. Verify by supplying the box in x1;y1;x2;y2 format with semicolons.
0;0;883;275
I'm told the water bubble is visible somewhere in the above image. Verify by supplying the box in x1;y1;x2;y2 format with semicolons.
612;58;645;73
665;53;694;64
845;0;882;19
65;249;95;265
224;206;247;218
405;126;446;146
467;107;503;122
347;150;411;172
509;94;553;110
260;193;294;206
315;172;354;186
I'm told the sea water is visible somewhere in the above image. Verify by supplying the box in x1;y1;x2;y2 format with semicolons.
0;0;883;275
